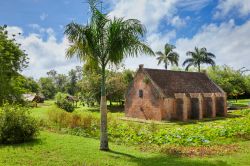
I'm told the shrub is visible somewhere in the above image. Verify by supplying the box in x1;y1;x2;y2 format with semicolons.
47;107;99;137
55;92;74;112
0;103;39;144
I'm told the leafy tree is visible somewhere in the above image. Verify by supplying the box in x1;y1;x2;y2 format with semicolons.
67;69;78;96
64;0;154;150
77;69;101;106
47;70;68;93
38;77;56;99
156;43;179;70
56;74;68;92
47;69;57;78
122;69;134;88
75;66;83;80
207;65;247;102
10;75;39;98
0;25;28;104
183;47;215;72
245;75;250;95
106;71;126;106
22;77;39;93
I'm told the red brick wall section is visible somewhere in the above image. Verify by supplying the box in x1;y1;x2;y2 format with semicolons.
215;93;227;117
162;98;175;120
125;71;163;121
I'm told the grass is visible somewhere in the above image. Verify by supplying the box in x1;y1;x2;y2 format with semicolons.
1;99;250;165
228;99;250;107
0;131;250;166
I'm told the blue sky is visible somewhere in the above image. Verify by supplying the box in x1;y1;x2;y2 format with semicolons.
1;0;250;78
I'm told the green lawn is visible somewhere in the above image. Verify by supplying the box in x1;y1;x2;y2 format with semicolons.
0;131;249;166
1;100;250;166
228;99;250;107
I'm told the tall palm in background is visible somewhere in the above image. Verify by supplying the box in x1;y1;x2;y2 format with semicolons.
156;43;179;70
182;47;216;72
64;0;154;151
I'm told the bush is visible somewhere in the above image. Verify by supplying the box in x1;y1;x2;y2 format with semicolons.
47;107;99;137
0;103;39;144
55;92;74;112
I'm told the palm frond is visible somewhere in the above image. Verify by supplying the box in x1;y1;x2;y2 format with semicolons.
182;58;194;66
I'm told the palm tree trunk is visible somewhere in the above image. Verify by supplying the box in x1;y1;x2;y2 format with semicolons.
198;63;201;72
100;65;109;151
165;63;168;70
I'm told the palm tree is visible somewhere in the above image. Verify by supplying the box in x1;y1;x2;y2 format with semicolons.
156;44;179;70
64;0;154;151
182;47;216;72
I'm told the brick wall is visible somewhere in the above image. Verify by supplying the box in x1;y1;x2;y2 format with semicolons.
125;70;163;121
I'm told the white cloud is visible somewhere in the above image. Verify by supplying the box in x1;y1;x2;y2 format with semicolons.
214;0;250;18
108;0;178;33
108;0;209;32
108;0;210;70
177;0;210;11
40;13;48;21
170;16;187;28
175;19;250;70
6;26;81;78
5;26;23;37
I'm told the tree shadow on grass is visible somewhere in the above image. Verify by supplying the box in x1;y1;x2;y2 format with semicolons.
108;106;124;113
106;150;230;166
0;138;43;148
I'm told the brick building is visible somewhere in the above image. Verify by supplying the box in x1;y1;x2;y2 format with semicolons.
125;65;227;121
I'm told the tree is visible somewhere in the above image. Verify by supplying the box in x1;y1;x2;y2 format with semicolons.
64;0;154;150
183;47;215;72
106;71;127;106
38;77;56;99
77;71;101;106
22;77;39;93
0;25;28;104
207;65;247;102
67;69;78;95
55;74;68;92
47;69;57;78
75;66;83;80
156;43;179;70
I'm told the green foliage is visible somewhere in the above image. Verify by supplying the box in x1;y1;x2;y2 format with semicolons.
47;107;250;146
183;47;215;72
67;69;78;95
77;69;101;106
0;25;29;105
39;77;56;99
156;43;179;70
55;92;75;112
0;103;39;144
11;75;39;97
208;65;248;100
106;71;127;104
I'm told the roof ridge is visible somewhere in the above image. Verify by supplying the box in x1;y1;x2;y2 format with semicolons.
143;68;205;74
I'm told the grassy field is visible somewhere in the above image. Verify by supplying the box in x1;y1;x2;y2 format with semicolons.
0;100;250;166
228;99;250;107
0;131;250;166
